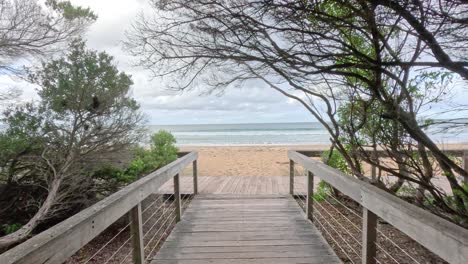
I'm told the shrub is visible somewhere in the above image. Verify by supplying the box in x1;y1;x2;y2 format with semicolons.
122;130;178;180
313;181;332;202
1;224;21;235
322;147;351;175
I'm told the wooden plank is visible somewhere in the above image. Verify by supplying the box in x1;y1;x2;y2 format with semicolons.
362;208;377;264
294;148;467;158
152;195;340;264
289;160;294;195
306;171;314;221
0;151;198;264
161;239;329;247
158;245;331;253
193;160;198;194
174;174;181;222
151;256;341;264
463;150;468;183
130;203;145;264
158;176;301;195
156;249;336;259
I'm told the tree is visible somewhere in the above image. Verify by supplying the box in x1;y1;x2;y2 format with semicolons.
0;0;96;74
0;40;144;249
0;0;96;103
126;0;468;220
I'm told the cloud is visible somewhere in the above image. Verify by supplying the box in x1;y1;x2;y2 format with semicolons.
64;0;313;124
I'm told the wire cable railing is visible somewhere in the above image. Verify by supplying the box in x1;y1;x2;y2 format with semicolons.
0;152;199;264
288;152;457;264
80;176;195;264
72;184;195;264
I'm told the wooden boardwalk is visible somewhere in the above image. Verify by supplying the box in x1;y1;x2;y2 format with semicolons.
151;194;341;264
158;176;308;195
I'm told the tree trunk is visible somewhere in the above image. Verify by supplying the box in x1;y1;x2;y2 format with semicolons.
0;176;62;251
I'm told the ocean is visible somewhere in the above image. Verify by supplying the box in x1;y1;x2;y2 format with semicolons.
148;122;468;146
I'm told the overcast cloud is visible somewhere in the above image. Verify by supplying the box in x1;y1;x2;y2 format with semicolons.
68;0;313;125
1;0;466;124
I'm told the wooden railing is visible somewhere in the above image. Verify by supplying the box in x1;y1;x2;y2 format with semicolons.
294;148;468;183
0;151;198;264
288;150;468;264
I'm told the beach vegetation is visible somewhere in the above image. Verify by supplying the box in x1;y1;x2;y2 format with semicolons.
0;40;144;249
127;0;468;222
313;181;332;202
1;224;22;236
115;130;179;181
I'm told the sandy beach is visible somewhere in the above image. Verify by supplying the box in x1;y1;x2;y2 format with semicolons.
180;143;468;177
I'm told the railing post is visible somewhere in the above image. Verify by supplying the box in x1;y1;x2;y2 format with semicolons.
370;151;377;181
174;173;182;222
463;150;468;183
289;160;294;195
193;160;198;194
306;171;314;221
129;203;144;264
371;164;377;181
362;208;377;264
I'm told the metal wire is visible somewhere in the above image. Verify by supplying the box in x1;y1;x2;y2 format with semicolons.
326;193;419;263
83;222;131;264
375;241;401;264
80;176;196;264
320;197;362;232
144;202;176;248
299;189;421;264
102;234;133;264
312;202;361;259
312;196;362;246
83;195;166;263
145;210;176;260
327;194;363;219
312;208;356;264
143;194;174;227
322;195;420;263
376;229;422;264
142;195;164;214
145;209;177;260
143;198;176;240
295;196;357;263
119;194;189;264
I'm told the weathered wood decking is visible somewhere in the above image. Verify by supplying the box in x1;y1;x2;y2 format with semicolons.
151;194;341;264
158;176;308;195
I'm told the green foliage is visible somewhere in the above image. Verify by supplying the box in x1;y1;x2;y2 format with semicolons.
313;181;332;202
1;223;22;235
0;40;144;231
322;148;351;175
316;148;351;201
451;183;468;210
34;39;138;115
95;131;179;185
396;185;417;197
149;130;178;167
46;0;97;20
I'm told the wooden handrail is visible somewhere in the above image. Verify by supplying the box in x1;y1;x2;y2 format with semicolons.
295;148;468;157
288;150;468;264
0;151;198;264
297;148;468;183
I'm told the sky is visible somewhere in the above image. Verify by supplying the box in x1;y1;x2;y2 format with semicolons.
0;0;311;125
0;0;466;125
